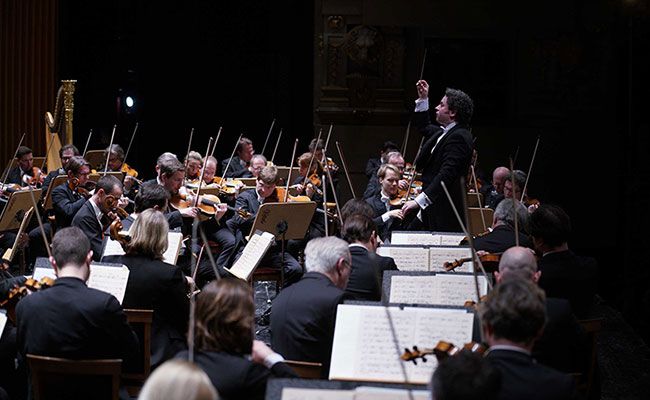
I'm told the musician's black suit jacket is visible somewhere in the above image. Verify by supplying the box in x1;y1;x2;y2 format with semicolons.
15;276;138;362
222;156;253;179
363;174;381;200
472;224;533;253
227;188;259;240
485;348;576;400
71;200;104;261
366;194;401;242
345;245;397;301
175;350;297;400
52;183;86;229
270;272;348;377
538;250;598;318
5;167;27;186
534;297;585;373
413;111;473;231
102;254;189;368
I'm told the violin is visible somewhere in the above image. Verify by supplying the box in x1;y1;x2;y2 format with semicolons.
389;180;423;207
120;162;138;178
459;228;493;245
401;340;486;365
22;167;44;186
272;187;311;203
0;276;56;324
322;157;339;173
212;177;243;196
109;218;131;252
170;192;250;220
463;295;488;309
443;253;501;272
68;177;92;198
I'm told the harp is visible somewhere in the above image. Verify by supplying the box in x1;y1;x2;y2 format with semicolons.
44;80;76;172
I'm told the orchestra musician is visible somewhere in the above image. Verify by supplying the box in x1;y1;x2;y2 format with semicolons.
103;209;190;368
184;151;203;181
365;140;399;179
139;359;218;400
401;80;474;232
71;175;125;261
201;156;219;185
363;151;409;200
431;351;500;400
221;137;255;178
119;181;170;231
40;144;80;199
104;144;139;194
5;146;36;187
484;166;510;210
472;198;533;253
365;164;406;243
51;156;91;229
176;279;297;400
248;154;267;178
148;156;199;228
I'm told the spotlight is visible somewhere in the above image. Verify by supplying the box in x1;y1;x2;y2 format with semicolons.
125;96;135;108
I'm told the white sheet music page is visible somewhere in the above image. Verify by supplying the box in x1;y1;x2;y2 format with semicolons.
281;388;354;400
32;267;57;281
354;387;430;400
87;263;130;304
329;304;474;384
376;246;429;271
162;232;183;264
429;247;473;273
0;312;7;337
433;232;465;246
434;274;489;305
225;230;275;281
388;275;437;304
390;231;441;246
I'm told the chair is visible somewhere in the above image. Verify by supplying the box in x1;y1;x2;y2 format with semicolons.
284;360;323;379
27;354;121;400
123;308;153;397
575;318;603;399
467;207;494;236
466;192;483;208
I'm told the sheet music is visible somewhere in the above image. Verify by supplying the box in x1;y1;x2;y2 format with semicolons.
376;246;429;271
330;304;474;384
87;263;130;304
429;247;473;273
281;388;354;400
390;231;441;246
434;274;489;305
388;275;437;304
32;267;57;281
354;387;430;400
433;233;465;246
103;231;183;265
0;311;7;336
225;230;275;280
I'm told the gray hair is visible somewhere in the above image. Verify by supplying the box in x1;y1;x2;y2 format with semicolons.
494;199;528;229
381;151;403;164
304;236;350;274
251;154;267;164
498;246;538;281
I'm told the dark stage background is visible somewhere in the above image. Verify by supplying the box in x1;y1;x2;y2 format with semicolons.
3;0;649;342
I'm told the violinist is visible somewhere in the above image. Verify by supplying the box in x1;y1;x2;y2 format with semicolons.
104;144;139;194
503;170;526;201
248;154;267;178
200;156;219;186
431;351;500;400
155;156;199;227
40;144;80;200
291;152;324;200
5;146;36;187
484;166;509;210
226;166;302;287
309;138;339;179
184;150;203;181
71;175;125;261
365;164;405;243
51;156;91;228
221;137;254;178
363;151;409;200
472;198;532;254
365;140;399;179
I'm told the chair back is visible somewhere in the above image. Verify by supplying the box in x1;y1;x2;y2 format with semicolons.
467;207;494;236
575;318;603;398
27;354;121;400
123;308;153;397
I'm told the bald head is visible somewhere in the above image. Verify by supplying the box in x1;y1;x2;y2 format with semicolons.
496;246;540;283
492;167;510;194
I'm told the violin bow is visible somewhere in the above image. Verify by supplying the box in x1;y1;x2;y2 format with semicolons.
322;173;329;236
210;126;223;158
188;218;199;363
509;158;520;247
322;124;333;164
335;141;356;199
270;128;283;165
2;133;26;183
520;136;540;203
401;48;428;156
182;128;195;183
222;133;243;180
303;129;323;187
401;137;425;204
193;137;213;208
260;118;276;157
102;125;117;176
470;165;488;232
284;139;299;202
122;122;139;168
322;148;343;227
82;129;93;157
27;188;53;259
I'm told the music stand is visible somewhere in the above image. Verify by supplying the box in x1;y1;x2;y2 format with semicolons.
0;189;41;231
275;166;300;185
2;206;34;273
42;175;68;210
84;150;106;170
88;171;124;183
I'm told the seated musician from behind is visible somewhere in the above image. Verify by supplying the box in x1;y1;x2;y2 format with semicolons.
479;279;577;400
71;175;124;261
41;143;79;199
431;350;500;400
120;181;170;231
271;237;351;377
484;166;509;210
139;359;218;400
5;146;34;187
528;204;598;318
363;151;409;200
105;143;139;194
103;209;190;368
472;198;532;253
177;278;297;400
16;227;138;365
184;150;203;181
342;214;397;301
222;137;255;178
51;156;91;229
365;140;399;179
496;247;585;373
227;165;302;286
365;164;405;243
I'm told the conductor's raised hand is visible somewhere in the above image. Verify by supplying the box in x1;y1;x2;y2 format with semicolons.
416;80;429;100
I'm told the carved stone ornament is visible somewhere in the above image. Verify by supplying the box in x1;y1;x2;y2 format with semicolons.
342;25;383;67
